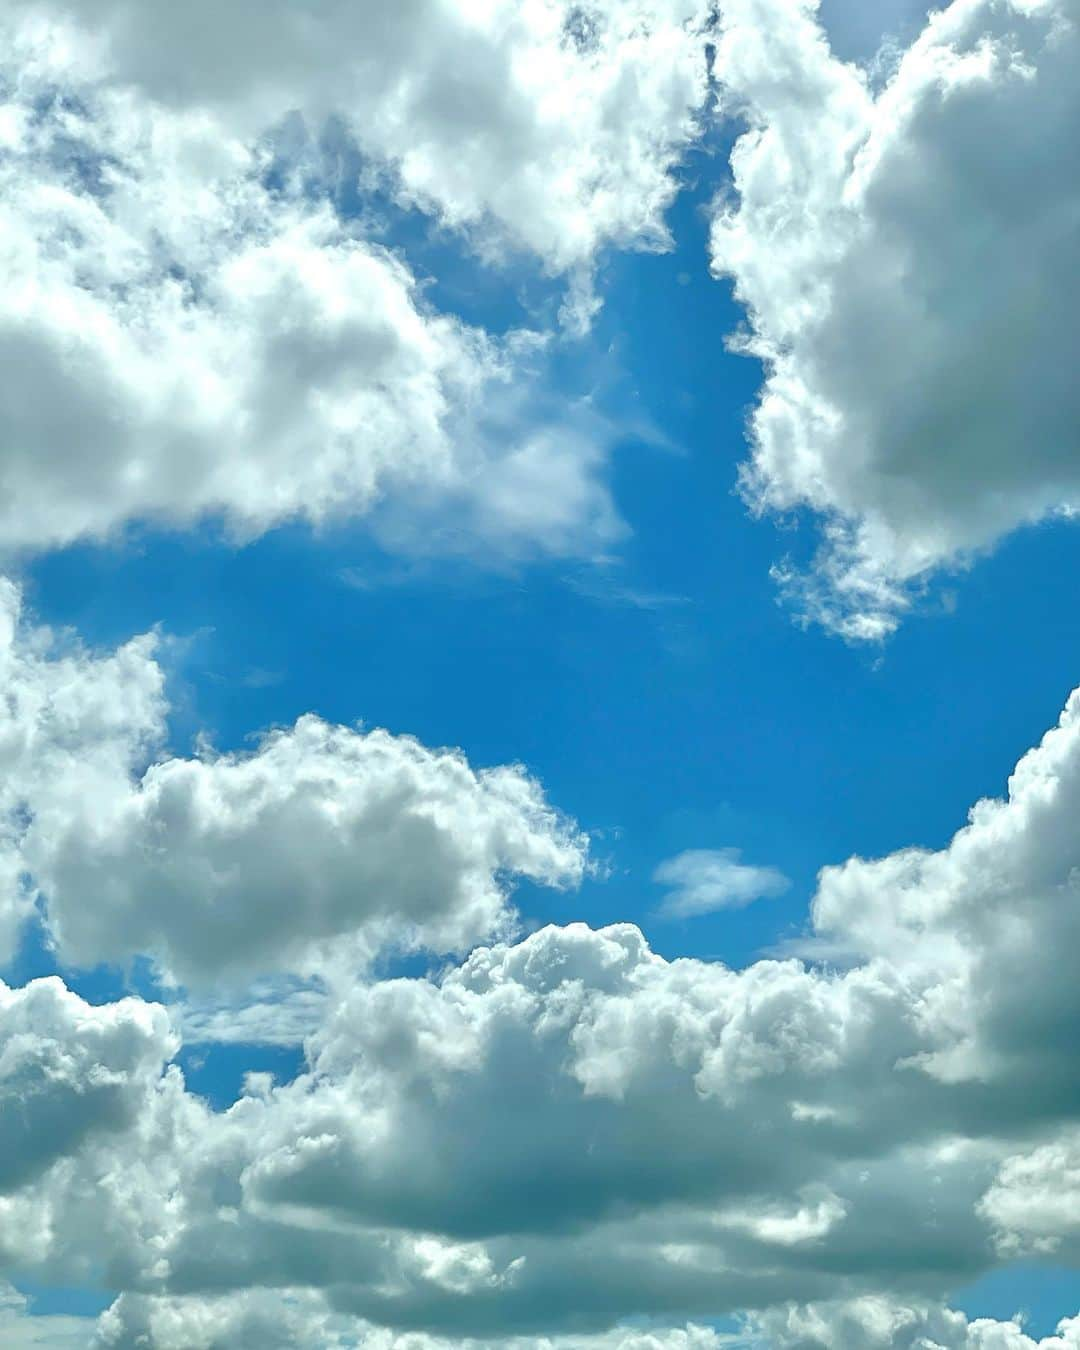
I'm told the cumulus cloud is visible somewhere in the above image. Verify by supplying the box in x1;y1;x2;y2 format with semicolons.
0;50;620;558
0;684;1076;1341
979;1131;1080;1259
73;681;1076;1337
92;1290;732;1350
0;975;175;1195
711;0;1080;637
654;848;790;917
0;0;719;561
751;1296;1080;1348
4;594;1080;1339
10;0;712;274
0;579;587;982
0;577;165;962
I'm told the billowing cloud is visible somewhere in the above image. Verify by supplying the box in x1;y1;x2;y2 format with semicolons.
0;975;174;1196
0;0;717;560
0;63;615;558
86;682;1077;1336
10;0;712;274
0;579;587;982
979;1131;1080;1260
654;848;790;916
711;0;1080;637
92;1290;730;1350
752;1296;1080;1348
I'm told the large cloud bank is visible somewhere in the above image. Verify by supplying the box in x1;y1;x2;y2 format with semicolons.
0;575;1079;1342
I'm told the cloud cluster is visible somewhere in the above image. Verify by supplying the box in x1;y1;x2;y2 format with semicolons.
752;1297;1080;1348
0;54;610;557
0;664;1078;1341
712;0;1080;636
0;0;717;561
2;0;1080;1344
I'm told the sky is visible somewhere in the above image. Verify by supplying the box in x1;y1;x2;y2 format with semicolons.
0;0;1079;1347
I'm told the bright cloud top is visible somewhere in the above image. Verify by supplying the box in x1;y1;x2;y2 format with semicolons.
712;0;1080;637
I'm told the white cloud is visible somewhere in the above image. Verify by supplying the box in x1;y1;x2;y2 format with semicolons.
0;12;643;561
654;848;790;917
11;0;713;275
0;578;587;983
979;1131;1080;1258
751;1296;1080;1348
711;0;1080;637
87;681;1079;1335
0;578;165;963
0;974;175;1202
93;1289;734;1350
3;608;1080;1339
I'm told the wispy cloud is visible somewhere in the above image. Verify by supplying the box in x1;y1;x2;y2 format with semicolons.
654;848;790;919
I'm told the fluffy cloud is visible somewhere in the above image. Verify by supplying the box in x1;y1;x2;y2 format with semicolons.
92;1290;730;1350
979;1131;1080;1259
711;0;1080;637
0;579;587;981
0;577;165;962
0;50;621;558
810;684;1080;1092
0;0;717;560
81;681;1077;1337
0;975;174;1197
0;691;1076;1341
11;0;712;273
4;597;1080;1339
752;1297;1080;1348
653;848;790;917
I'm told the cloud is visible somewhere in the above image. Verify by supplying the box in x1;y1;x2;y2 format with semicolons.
0;577;165;963
0;1287;92;1349
750;1296;1080;1348
654;848;791;917
0;579;587;983
92;1290;734;1350
83;681;1078;1336
0;9;653;561
0;975;174;1197
11;0;713;275
711;0;1080;637
979;1131;1080;1259
3;602;1080;1338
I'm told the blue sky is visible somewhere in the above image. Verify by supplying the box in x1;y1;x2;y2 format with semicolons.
2;1;1080;1347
